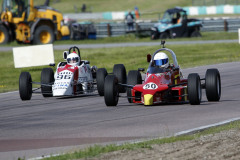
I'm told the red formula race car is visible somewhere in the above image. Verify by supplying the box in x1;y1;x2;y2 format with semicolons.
103;41;221;106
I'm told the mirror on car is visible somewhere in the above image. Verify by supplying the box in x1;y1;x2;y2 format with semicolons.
84;60;90;64
49;63;55;67
138;68;145;72
63;51;69;60
147;54;151;62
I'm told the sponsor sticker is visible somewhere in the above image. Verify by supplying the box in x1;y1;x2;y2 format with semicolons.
78;77;87;82
53;82;70;90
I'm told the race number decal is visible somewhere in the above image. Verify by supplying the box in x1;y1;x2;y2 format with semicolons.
143;83;158;90
56;72;73;80
56;74;72;80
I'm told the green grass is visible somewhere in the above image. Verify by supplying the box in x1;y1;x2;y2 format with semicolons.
1;0;240;21
0;32;238;47
1;42;240;93
30;120;240;160
2;0;191;13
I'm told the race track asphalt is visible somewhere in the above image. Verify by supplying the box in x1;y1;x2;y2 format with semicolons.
0;62;240;159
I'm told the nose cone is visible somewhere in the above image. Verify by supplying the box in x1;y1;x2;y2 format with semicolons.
144;94;153;106
52;81;72;96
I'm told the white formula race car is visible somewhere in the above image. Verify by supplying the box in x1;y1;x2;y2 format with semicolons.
19;46;126;100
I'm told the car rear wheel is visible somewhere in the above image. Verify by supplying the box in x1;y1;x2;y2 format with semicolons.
19;72;32;100
191;30;201;37
127;70;142;103
205;69;221;101
104;75;119;106
188;73;202;105
160;32;169;39
151;31;159;40
41;68;54;97
96;68;108;96
113;64;127;93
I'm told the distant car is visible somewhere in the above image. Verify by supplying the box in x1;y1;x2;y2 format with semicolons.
151;7;202;39
19;46;122;100
103;41;221;106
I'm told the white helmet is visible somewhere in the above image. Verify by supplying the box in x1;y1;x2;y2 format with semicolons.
153;52;169;68
67;52;80;66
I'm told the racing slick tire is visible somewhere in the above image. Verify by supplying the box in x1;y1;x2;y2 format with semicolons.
104;75;119;106
127;70;142;103
19;72;32;101
113;64;127;93
205;69;221;101
41;68;54;97
96;68;108;96
188;73;202;105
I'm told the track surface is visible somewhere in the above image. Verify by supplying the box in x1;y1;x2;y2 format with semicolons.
0;39;238;51
0;62;240;159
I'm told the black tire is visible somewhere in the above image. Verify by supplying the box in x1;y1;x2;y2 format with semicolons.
188;73;202;105
113;64;127;93
41;68;54;97
96;68;108;96
205;69;221;101
190;30;201;37
33;25;54;44
104;75;119;106
159;32;169;39
0;25;10;44
19;72;32;100
127;70;142;103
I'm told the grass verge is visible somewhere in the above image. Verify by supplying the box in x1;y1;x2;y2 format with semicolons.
0;0;191;13
29;120;240;160
1;42;240;93
0;32;238;47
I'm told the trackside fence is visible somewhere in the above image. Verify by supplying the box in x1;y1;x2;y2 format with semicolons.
94;18;240;38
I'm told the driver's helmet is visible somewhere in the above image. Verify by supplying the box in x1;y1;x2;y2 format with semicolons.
67;52;80;66
153;52;169;68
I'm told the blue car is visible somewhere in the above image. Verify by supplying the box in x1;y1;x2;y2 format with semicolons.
151;7;202;39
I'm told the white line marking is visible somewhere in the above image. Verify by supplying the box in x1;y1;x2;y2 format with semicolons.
175;117;240;136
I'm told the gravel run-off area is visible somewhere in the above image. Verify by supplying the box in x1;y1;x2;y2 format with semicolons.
81;128;240;160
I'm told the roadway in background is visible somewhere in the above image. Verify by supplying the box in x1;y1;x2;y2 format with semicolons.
0;39;238;52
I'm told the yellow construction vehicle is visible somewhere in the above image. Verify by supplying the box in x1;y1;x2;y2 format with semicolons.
0;0;70;44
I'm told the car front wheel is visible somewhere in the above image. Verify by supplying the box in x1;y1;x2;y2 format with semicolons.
127;70;142;103
19;72;32;100
104;75;119;106
41;68;54;97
